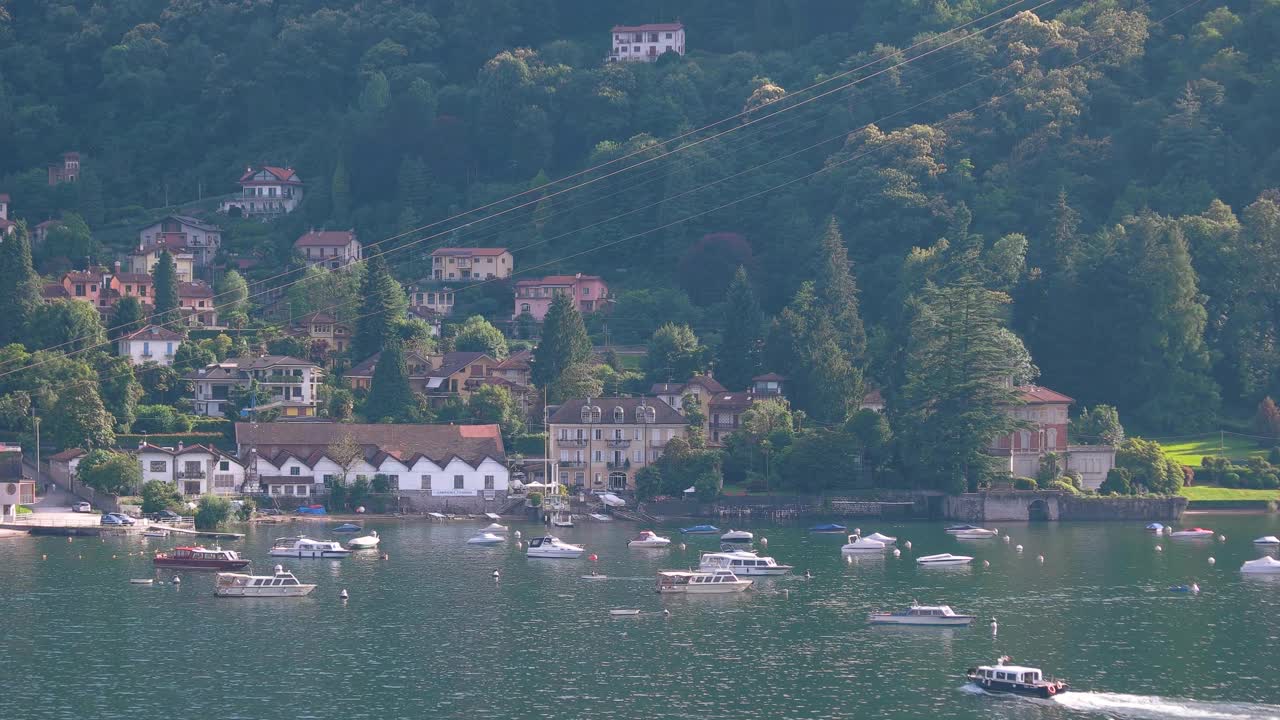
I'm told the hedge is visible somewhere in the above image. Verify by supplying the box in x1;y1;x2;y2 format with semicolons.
116;432;233;451
509;433;548;457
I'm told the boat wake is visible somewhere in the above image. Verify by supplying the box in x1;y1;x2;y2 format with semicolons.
1054;692;1280;719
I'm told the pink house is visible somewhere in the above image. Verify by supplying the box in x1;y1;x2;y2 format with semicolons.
513;274;609;321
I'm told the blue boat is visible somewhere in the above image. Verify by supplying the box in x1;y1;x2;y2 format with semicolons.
680;524;720;535
1146;523;1165;532
332;523;363;533
810;523;847;534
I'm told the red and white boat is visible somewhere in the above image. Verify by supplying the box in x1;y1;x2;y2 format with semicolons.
1170;527;1215;539
153;546;250;571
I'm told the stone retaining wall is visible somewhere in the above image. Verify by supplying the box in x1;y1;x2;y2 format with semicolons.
1059;495;1187;521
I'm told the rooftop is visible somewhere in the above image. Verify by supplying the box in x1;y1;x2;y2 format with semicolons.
295;229;356;247
238;166;302;184
179;281;214;298
612;22;685;32
235;422;505;467
548;397;685;425
431;247;509;257
121;325;184;342
141;214;221;233
1016;385;1074;405
514;274;603;287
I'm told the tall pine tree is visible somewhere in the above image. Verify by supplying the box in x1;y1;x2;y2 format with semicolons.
151;250;180;324
716;266;764;388
365;340;414;423
353;255;408;359
0;222;42;346
531;292;590;388
813;217;866;364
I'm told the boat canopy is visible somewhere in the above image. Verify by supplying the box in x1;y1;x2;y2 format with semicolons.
810;523;847;532
599;493;626;507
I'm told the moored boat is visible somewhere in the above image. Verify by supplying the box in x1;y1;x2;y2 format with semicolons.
655;569;752;594
699;550;791;576
916;553;973;566
809;523;847;534
142;529;169;538
153;546;250;571
346;531;380;550
945;524;982;534
680;524;720;535
1241;556;1280;574
480;523;509;533
467;532;505;545
215;565;316;598
864;532;897;544
332;523;363;533
965;657;1069;698
526;535;584;559
869;603;975;626
551;513;574;528
1146;522;1165;533
1252;535;1280;545
720;529;753;543
955;529;998;539
628;531;672;548
269;536;352;559
1170;527;1215;538
841;534;887;553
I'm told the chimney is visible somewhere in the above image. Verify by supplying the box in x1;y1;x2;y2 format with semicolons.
177;441;184;452
114;261;121;274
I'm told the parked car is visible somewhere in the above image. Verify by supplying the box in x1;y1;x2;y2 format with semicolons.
100;514;127;526
152;509;182;522
72;502;92;513
105;512;136;526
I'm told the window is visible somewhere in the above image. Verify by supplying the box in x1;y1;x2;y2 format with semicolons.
149;460;167;472
422;474;432;489
484;475;494;490
323;474;335;484
633;450;643;463
594;429;602;440
143;342;150;356
453;475;464;489
289;466;300;476
593;451;602;462
356;475;368;482
386;475;400;490
666;32;673;39
521;303;531;312
219;461;229;471
574;472;585;485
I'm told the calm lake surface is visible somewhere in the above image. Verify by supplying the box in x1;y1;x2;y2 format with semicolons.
4;514;1280;720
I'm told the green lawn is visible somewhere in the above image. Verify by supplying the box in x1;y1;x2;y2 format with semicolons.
1161;434;1269;467
1179;486;1280;502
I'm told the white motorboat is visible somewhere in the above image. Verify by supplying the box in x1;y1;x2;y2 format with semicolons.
526;535;584;559
269;536;352;559
916;553;973;566
551;513;574;528
215;565;316;597
1241;556;1280;574
966;657;1070;698
1146;523;1165;533
628;531;672;548
346;531;380;550
945;524;982;534
1170;527;1215;539
1252;535;1280;545
699;551;792;576
720;529;753;543
869;603;975;626
841;534;887;553
955;529;998;539
656;569;752;594
467;532;505;545
481;523;509;533
589;513;612;522
142;529;169;538
864;532;897;545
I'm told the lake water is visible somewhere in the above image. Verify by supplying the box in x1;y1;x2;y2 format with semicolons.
4;514;1280;720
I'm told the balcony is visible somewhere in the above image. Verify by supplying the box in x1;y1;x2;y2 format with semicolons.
559;460;586;468
262;374;303;384
605;439;631;448
558;438;589;448
177;471;206;479
607;460;631;470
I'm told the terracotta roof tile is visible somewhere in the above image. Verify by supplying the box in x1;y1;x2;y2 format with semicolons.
295;230;356;247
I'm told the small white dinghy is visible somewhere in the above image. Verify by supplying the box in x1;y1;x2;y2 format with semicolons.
720;530;754;543
609;609;642;616
864;532;897;545
955;528;998;539
129;578;155;585
467;532;505;545
347;531;380;550
1170;527;1215;539
481;523;509;533
916;553;974;566
841;534;887;552
1252;535;1280;545
1241;556;1280;574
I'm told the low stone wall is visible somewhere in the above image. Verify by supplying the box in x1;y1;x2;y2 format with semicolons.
1059;495;1187;521
396;490;509;514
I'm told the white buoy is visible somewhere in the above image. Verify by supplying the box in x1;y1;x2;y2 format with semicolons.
1003;535;1012;543
1016;544;1024;552
904;541;912;550
340;588;349;600
172;576;181;585
992;528;999;535
982;560;990;568
1191;582;1200;593
1037;555;1045;563
493;569;501;579
853;528;861;535
663;608;671;616
679;543;687;551
514;530;521;539
1217;534;1226;542
990;618;998;635
893;548;901;558
761;538;768;546
1208;557;1216;565
1155;545;1163;552
805;569;812;579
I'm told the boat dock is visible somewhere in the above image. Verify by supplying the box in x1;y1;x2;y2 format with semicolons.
0;517;243;539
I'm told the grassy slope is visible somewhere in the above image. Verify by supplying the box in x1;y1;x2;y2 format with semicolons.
1179;486;1280;502
1161;434;1268;466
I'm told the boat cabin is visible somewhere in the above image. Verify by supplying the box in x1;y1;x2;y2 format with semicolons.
528;536;558;548
700;552;780;570
655;570;742;590
218;571;304;588
973;665;1043;684
906;605;960;617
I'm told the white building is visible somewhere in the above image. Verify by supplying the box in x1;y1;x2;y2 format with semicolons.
188;356;323;418
608;22;685;63
137;215;222;269
137;442;246;496
235;422;509;510
117;325;184;366
546;397;688;492
219;166;304;218
295;229;361;269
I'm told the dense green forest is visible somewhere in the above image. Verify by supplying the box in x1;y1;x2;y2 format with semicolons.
3;0;1280;443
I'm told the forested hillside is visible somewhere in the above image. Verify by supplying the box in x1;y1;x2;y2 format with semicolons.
3;0;1280;440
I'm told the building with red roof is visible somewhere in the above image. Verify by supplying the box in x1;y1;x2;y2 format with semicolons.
294;229;361;269
513;273;609;321
608;22;685;63
219;165;304;218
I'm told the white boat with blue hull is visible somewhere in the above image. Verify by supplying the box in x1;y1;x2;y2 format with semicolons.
966;657;1069;698
869;603;974;626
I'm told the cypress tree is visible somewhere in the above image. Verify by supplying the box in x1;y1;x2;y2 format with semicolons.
110;296;146;340
353;255;408;359
365;340;414;422
0;222;42;345
152;250;181;324
813;217;866;364
716;266;764;389
531;292;591;388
